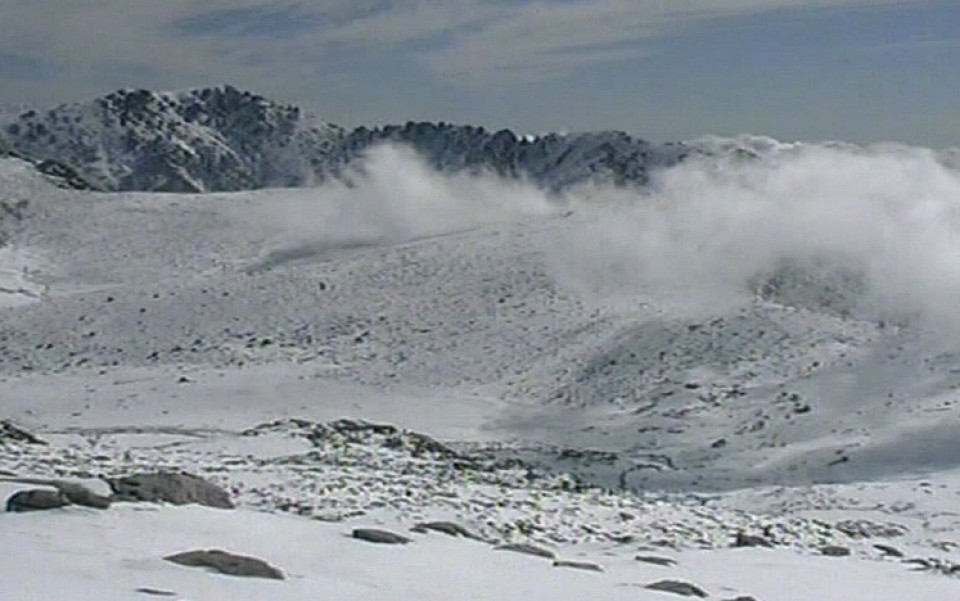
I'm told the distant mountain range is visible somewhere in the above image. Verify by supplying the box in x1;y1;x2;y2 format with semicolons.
0;85;694;193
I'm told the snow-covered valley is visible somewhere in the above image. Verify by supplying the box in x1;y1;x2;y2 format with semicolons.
3;141;960;600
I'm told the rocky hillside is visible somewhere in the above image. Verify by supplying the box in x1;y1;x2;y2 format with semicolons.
0;86;689;193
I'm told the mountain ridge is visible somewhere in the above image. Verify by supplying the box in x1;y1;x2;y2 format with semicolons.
0;85;690;193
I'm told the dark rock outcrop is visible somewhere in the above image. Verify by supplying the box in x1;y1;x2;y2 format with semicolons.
0;420;46;445
164;549;284;580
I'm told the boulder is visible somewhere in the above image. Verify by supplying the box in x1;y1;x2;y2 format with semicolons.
6;488;71;512
873;543;905;558
108;472;233;508
0;478;111;509
164;549;284;580
351;528;412;545
644;580;709;598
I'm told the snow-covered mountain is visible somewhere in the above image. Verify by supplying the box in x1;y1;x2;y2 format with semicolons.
0;86;344;192
0;86;690;193
4;119;960;599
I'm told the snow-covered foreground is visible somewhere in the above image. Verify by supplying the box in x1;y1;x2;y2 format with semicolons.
4;152;960;599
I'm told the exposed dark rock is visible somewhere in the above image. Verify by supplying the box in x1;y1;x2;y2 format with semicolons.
733;531;774;548
0;478;111;509
134;588;177;597
0;420;46;445
644;579;709;598
552;559;604;572
873;543;905;558
493;542;556;559
351;528;412;545
108;472;233;508
635;555;678;567
820;545;851;557
164;549;284;580
5;488;71;512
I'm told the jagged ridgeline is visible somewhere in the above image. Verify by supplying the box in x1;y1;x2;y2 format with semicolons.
0;85;690;193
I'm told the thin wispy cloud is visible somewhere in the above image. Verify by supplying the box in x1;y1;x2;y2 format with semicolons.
0;1;955;146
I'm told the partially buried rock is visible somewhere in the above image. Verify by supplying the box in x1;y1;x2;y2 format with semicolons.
164;549;284;580
874;543;905;558
635;555;678;567
0;420;46;445
644;580;709;598
410;521;483;540
494;542;556;560
820;545;851;557
6;488;71;512
108;472;234;509
552;559;604;572
352;528;412;545
733;531;774;548
0;478;111;509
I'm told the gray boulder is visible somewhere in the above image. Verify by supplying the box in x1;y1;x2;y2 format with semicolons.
6;488;70;512
352;528;412;545
0;478;111;509
164;549;284;580
108;472;233;508
644;580;709;598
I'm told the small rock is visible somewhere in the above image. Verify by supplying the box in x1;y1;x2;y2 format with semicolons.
134;588;177;597
494;542;557;560
5;489;71;512
410;521;484;540
352;528;412;545
108;472;233;509
644;579;709;598
164;549;284;580
733;531;774;548
820;545;851;557
553;559;604;572
874;544;905;558
635;555;678;567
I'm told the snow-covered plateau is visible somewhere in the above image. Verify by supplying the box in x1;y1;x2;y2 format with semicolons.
3;134;960;601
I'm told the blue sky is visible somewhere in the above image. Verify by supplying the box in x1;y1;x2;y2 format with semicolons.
0;1;957;146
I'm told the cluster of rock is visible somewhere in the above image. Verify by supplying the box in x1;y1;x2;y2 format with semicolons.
4;471;232;512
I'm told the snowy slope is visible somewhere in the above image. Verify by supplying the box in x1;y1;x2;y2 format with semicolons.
3;139;960;598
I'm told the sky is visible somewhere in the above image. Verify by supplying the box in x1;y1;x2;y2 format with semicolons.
0;0;957;147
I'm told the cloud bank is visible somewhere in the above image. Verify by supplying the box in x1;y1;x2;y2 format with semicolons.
553;141;960;330
263;138;960;335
